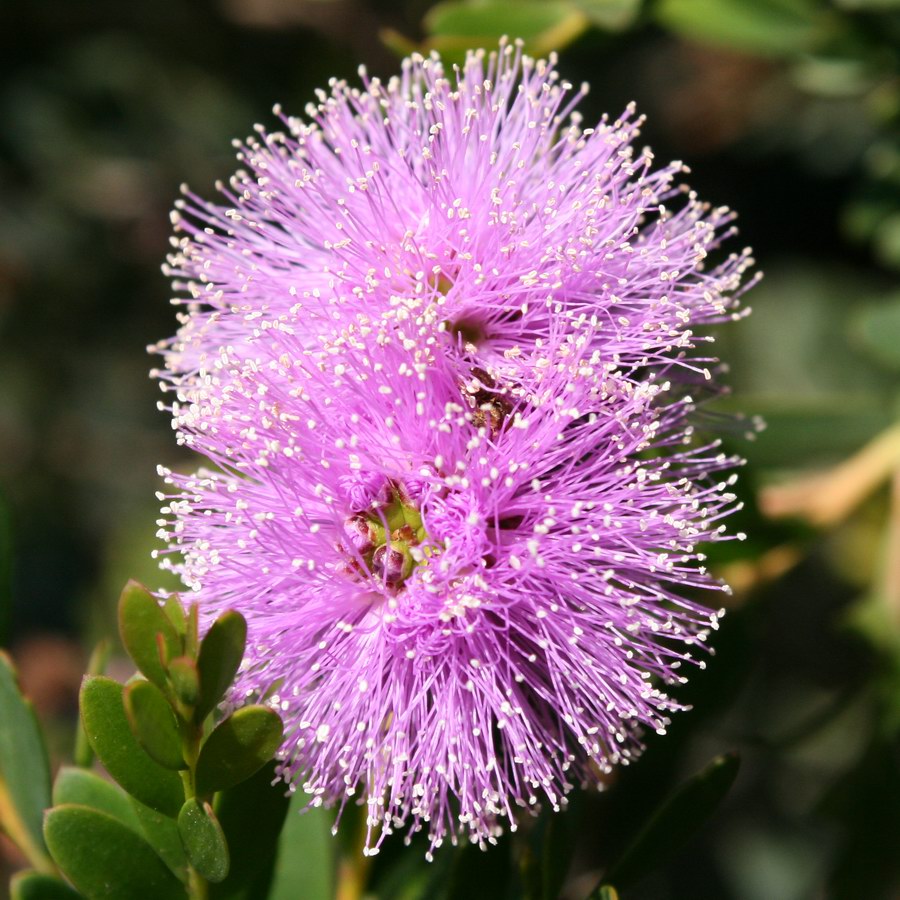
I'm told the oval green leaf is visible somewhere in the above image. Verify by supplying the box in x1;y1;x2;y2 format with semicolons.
10;871;84;900
164;594;188;637
73;640;111;770
124;680;186;771
79;676;183;817
0;651;54;873
52;767;141;833
44;804;186;900
178;799;230;883
196;612;247;723
169;657;200;709
194;706;283;798
119;581;181;689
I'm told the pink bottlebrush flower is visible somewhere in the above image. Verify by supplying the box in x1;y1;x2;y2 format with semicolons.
156;314;743;853
154;41;755;854
153;41;755;395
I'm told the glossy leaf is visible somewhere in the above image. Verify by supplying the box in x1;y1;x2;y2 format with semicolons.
52;767;141;833
423;0;589;60
0;651;54;872
169;656;200;708
79;676;183;817
586;886;620;900
601;753;740;889
164;594;188;636
194;706;283;798
656;0;819;57
178;799;230;883
124;680;186;770
119;580;181;689
196;611;247;723
10;871;83;900
73;640;111;769
131;798;189;883
572;0;641;29
210;761;291;900
44;804;186;899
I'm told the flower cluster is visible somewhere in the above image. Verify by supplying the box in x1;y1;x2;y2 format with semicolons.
153;41;754;854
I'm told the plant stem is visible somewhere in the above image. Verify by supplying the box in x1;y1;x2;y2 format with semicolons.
187;866;209;900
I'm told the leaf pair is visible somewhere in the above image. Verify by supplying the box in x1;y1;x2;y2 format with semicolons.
38;582;286;899
118;580;246;725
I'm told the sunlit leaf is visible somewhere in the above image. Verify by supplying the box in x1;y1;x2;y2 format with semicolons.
0;651;54;873
656;0;821;56
419;0;590;62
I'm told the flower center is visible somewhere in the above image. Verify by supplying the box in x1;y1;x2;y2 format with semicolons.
343;484;429;589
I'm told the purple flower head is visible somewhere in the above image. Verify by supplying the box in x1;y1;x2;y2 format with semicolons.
156;324;743;854
154;41;755;855
152;40;755;393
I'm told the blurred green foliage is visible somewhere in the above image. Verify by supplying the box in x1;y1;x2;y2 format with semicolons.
2;0;900;897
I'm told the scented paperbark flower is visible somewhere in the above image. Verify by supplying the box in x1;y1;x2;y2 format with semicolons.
155;315;743;853
154;40;755;397
154;40;755;855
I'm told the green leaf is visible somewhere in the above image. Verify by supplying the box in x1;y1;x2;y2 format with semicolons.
268;797;333;900
601;753;740;889
423;1;590;61
119;580;181;689
195;706;283;798
196;611;247;723
178;799;230;883
131;798;190;882
164;594;188;637
0;651;54;873
74;640;111;769
210;761;291;900
656;0;821;57
44;804;186;900
572;0;641;30
10;871;83;900
124;680;186;770
586;886;620;900
52;767;141;833
854;293;900;371
169;656;201;708
79;676;184;817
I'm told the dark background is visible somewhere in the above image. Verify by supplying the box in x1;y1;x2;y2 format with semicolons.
2;1;899;897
